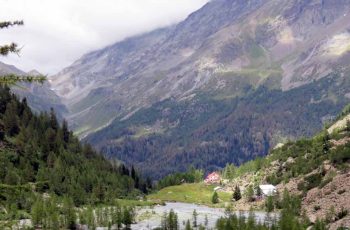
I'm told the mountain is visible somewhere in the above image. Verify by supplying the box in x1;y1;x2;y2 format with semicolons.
220;105;350;229
51;0;350;178
0;61;67;119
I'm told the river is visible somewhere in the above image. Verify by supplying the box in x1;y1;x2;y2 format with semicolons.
130;202;278;230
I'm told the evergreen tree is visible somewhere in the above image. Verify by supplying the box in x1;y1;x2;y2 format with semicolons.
212;191;219;204
62;196;76;229
185;220;192;230
31;197;45;228
233;185;241;201
265;196;274;212
322;130;330;154
192;209;198;228
223;163;235;180
204;215;208;227
122;207;133;228
3;101;19;136
256;185;262;197
245;185;255;202
62;119;70;143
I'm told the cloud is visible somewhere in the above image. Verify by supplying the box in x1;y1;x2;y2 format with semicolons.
0;0;208;74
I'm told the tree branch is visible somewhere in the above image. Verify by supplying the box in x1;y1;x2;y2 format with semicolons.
0;20;24;29
0;74;46;85
0;43;20;56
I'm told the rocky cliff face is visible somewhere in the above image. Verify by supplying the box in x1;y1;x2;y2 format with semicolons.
49;0;350;177
51;0;350;137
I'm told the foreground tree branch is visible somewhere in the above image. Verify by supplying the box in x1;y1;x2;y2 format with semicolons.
0;20;46;85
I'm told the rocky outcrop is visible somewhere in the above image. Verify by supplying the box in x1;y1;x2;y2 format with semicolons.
302;171;350;229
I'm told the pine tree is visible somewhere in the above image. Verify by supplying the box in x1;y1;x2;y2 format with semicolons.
3;100;19;136
185;220;192;230
31;198;45;228
245;185;255;202
122;207;133;228
322;129;330;154
62;119;70;143
62;196;76;229
192;209;198;228
233;185;241;201
212;191;219;204
265;196;274;212
255;185;262;197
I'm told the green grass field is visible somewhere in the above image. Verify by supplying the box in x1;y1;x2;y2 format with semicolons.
147;183;232;207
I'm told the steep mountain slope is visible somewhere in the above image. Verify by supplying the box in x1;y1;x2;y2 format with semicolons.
51;0;350;177
219;106;350;229
0;61;67;119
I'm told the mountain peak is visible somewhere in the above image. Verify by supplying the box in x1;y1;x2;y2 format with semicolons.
27;69;43;76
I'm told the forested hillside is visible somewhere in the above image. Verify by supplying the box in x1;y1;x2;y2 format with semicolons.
89;73;349;178
0;86;149;228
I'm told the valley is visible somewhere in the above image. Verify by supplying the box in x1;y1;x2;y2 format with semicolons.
1;0;350;229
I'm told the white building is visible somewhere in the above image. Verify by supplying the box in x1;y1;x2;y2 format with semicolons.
259;184;276;196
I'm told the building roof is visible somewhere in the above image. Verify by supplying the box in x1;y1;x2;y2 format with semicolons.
259;184;276;190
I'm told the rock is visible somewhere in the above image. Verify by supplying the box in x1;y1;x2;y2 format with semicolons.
286;157;295;164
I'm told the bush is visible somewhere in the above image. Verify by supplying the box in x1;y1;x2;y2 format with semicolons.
265;196;274;212
304;173;322;190
212;191;219;204
232;185;241;201
318;177;332;189
335;208;348;221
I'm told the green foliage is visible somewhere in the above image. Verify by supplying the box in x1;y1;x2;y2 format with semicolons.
265;196;274;212
245;185;255;202
0;21;46;85
160;209;179;230
157;166;204;189
216;212;273;230
233;185;241;201
192;209;198;228
211;191;219;204
222;163;235;180
256;185;262;197
185;219;192;230
0;87;144;225
304;173;323;190
313;219;327;230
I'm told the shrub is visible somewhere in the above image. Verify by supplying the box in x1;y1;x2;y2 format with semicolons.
335;208;348;221
318;177;332;189
265;196;274;212
233;185;241;201
212;191;219;204
304;173;322;190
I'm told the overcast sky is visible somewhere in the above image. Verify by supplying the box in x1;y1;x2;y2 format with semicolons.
0;0;208;75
